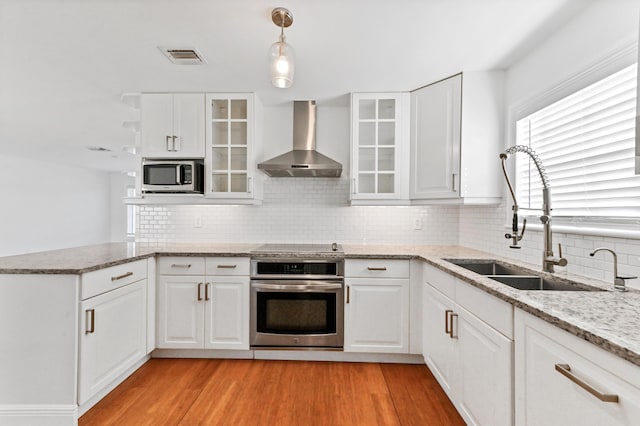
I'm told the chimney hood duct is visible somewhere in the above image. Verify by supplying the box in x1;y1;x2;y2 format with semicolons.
258;100;343;177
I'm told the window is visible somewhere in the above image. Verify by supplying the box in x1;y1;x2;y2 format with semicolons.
126;186;136;239
514;64;639;219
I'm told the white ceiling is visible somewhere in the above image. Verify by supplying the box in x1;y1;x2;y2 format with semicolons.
0;0;596;172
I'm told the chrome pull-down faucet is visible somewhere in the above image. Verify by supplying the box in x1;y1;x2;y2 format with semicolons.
589;248;636;291
500;145;568;273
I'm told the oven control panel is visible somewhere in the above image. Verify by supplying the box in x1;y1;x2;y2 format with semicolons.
251;259;344;279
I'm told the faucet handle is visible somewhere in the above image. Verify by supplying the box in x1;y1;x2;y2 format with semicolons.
556;243;568;267
614;275;637;292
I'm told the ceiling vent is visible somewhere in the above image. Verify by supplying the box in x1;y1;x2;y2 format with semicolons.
159;47;207;65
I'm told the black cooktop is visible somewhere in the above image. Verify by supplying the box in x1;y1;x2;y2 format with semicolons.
251;243;343;255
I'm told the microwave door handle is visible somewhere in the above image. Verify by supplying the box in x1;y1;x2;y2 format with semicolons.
176;165;183;185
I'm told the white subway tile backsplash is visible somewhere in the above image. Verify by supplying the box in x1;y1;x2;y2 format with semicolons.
137;178;459;246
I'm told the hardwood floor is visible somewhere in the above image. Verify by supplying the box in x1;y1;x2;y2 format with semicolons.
79;359;464;425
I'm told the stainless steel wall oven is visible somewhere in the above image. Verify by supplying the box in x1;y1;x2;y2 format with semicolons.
250;251;344;349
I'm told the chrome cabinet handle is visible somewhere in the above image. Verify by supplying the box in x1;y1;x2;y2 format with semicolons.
554;364;619;403
445;309;453;335
346;286;350;304
217;265;237;269
247;176;253;193
197;282;203;301
367;267;387;271
171;264;192;268
85;309;95;334
111;272;133;281
205;283;210;301
449;313;458;339
452;173;457;192
166;135;172;151
172;135;178;151
352;178;357;195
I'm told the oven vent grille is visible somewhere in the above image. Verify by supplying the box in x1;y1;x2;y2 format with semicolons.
159;47;207;65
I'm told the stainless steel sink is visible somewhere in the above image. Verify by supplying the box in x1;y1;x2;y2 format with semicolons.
443;259;604;292
489;275;599;291
443;260;525;276
444;259;536;276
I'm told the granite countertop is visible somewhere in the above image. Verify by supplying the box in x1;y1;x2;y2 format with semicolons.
1;242;639;368
0;242;261;274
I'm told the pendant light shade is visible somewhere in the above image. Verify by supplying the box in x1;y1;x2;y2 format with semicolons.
270;8;295;89
269;37;295;88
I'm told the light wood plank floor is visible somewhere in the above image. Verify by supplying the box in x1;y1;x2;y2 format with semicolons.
79;359;464;425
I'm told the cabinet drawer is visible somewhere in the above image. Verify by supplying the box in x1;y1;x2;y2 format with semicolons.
423;263;455;300
516;310;640;425
157;257;205;275
81;259;147;300
345;259;410;278
205;257;250;276
456;278;512;338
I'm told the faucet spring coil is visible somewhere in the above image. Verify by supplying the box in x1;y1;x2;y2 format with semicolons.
502;145;550;189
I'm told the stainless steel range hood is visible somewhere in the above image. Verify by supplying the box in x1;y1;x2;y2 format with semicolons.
258;100;343;177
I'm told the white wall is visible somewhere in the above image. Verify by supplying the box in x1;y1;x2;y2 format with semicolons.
109;172;135;242
459;0;640;289
0;153;112;256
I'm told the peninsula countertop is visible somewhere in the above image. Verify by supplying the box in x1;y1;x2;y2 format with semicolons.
1;242;639;368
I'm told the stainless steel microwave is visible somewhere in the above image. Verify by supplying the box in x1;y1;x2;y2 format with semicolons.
142;159;204;194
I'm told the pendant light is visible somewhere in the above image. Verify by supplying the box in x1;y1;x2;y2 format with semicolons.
269;7;295;89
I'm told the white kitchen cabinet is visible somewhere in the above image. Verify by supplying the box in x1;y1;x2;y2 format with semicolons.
156;275;205;348
422;283;457;396
350;93;410;204
78;279;147;405
204;276;250;349
410;71;503;204
156;256;250;350
205;93;263;202
515;309;640;426
140;93;205;158
422;263;513;426
344;259;410;353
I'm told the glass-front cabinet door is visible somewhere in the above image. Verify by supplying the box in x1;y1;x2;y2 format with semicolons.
350;93;409;202
205;94;256;199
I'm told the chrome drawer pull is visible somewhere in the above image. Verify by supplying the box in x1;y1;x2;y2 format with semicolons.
367;267;387;271
217;265;237;269
205;283;210;301
85;309;95;334
445;309;453;334
449;313;458;339
171;264;192;268
197;283;203;301
111;272;133;281
554;364;619;403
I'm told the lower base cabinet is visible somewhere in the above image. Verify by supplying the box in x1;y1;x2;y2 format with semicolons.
422;264;512;426
156;257;250;350
344;278;409;353
78;279;147;405
344;259;411;353
515;309;640;426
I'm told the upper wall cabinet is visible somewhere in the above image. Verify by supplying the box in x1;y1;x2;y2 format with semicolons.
410;72;504;204
140;93;205;159
205;93;263;202
350;93;410;204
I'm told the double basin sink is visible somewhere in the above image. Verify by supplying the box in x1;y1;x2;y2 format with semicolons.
444;259;603;292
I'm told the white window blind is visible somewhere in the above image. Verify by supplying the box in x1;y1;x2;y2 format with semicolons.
515;63;640;218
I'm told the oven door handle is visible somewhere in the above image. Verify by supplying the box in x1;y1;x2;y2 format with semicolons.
251;282;343;292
